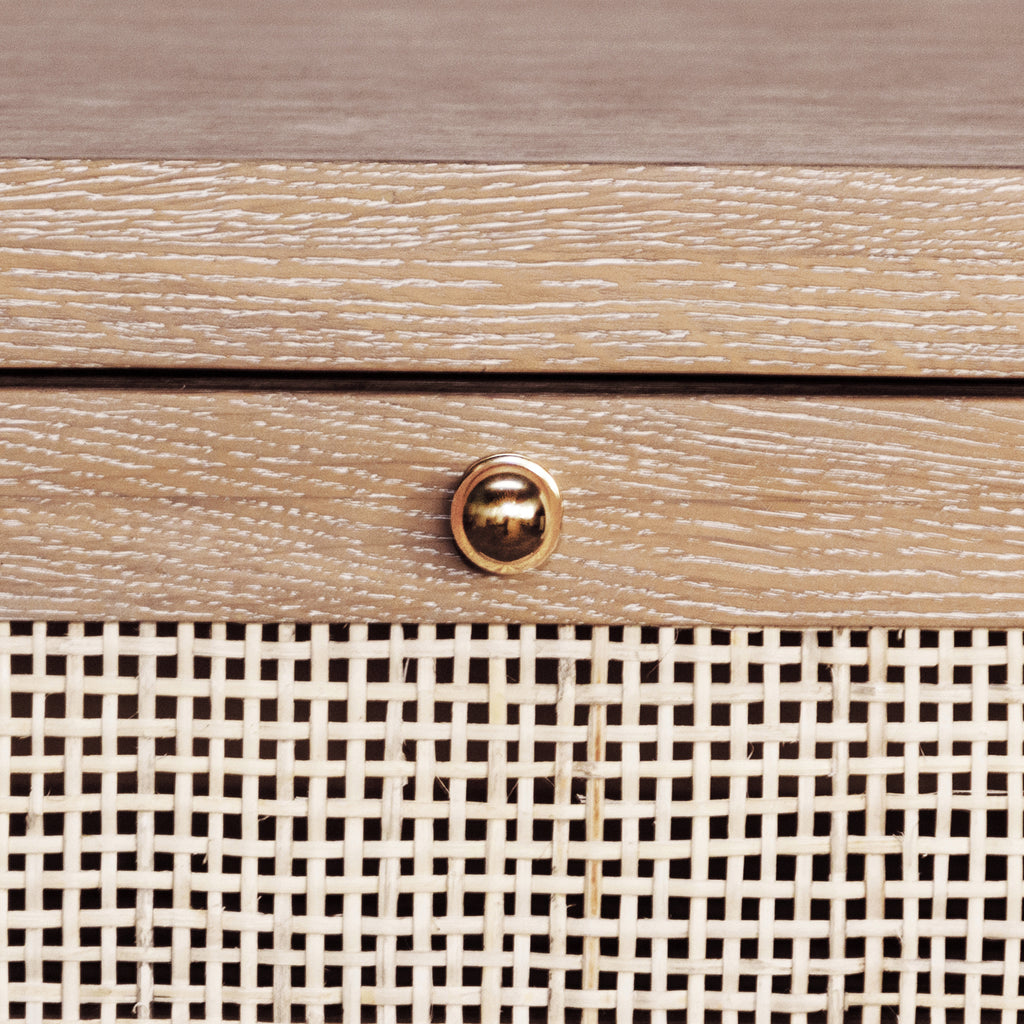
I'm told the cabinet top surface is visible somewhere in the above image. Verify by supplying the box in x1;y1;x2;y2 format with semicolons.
3;0;1023;165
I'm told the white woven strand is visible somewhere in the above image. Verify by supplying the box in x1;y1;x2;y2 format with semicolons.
756;629;782;1023
273;624;296;1022
648;627;675;1024
305;623;329;1024
511;624;538;1024
238;625;262;1024
481;624;510;1023
61;623;84;1021
827;629;852;1024
0;623;11;1019
580;626;608;1023
547;625;576;1023
862;627;888;1024
411;625;437;1021
721;628;749;1022
616;625;642;1022
25;623;47;1024
443;623;471;1023
135;624;157;1024
963;628;985;1021
688;626;712;1022
790;629;820;1021
932;630;955;1022
170;624;194;1024
342;623;368;1024
1004;629;1024;1023
375;624;406;1024
898;629;924;1023
204;623;228;1021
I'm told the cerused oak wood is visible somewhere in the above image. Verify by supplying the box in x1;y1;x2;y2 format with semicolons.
4;0;1023;624
2;0;1023;165
3;387;1024;625
3;161;1023;375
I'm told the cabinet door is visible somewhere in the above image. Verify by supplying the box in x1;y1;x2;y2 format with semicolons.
3;620;1017;1022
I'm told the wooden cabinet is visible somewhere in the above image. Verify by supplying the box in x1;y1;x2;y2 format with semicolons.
1;3;1023;1021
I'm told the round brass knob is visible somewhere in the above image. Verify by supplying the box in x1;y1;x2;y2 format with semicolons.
450;454;562;574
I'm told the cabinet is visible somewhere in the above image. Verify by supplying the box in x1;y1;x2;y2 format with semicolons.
2;2;1023;1021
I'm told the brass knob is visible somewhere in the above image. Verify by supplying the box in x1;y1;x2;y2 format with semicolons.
450;454;562;574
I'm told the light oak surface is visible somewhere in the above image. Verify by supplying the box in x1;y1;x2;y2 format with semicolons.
2;0;1023;165
3;161;1024;375
3;387;1024;625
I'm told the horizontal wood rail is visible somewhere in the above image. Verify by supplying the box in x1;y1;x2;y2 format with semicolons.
3;162;1024;376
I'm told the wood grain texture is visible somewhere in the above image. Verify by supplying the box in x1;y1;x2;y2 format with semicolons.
3;387;1024;625
3;161;1024;375
2;0;1024;165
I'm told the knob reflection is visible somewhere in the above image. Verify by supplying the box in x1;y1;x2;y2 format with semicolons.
462;472;546;563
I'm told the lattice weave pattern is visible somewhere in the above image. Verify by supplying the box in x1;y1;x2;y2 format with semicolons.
0;623;1022;1022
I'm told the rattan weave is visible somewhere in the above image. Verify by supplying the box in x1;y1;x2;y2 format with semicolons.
0;622;1021;1022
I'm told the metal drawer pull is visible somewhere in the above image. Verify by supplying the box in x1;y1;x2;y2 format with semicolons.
450;454;561;573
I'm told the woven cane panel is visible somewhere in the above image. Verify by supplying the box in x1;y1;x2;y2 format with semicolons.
0;623;1022;1023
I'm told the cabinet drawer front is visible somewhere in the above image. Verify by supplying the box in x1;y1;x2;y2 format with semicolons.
1;386;1023;625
